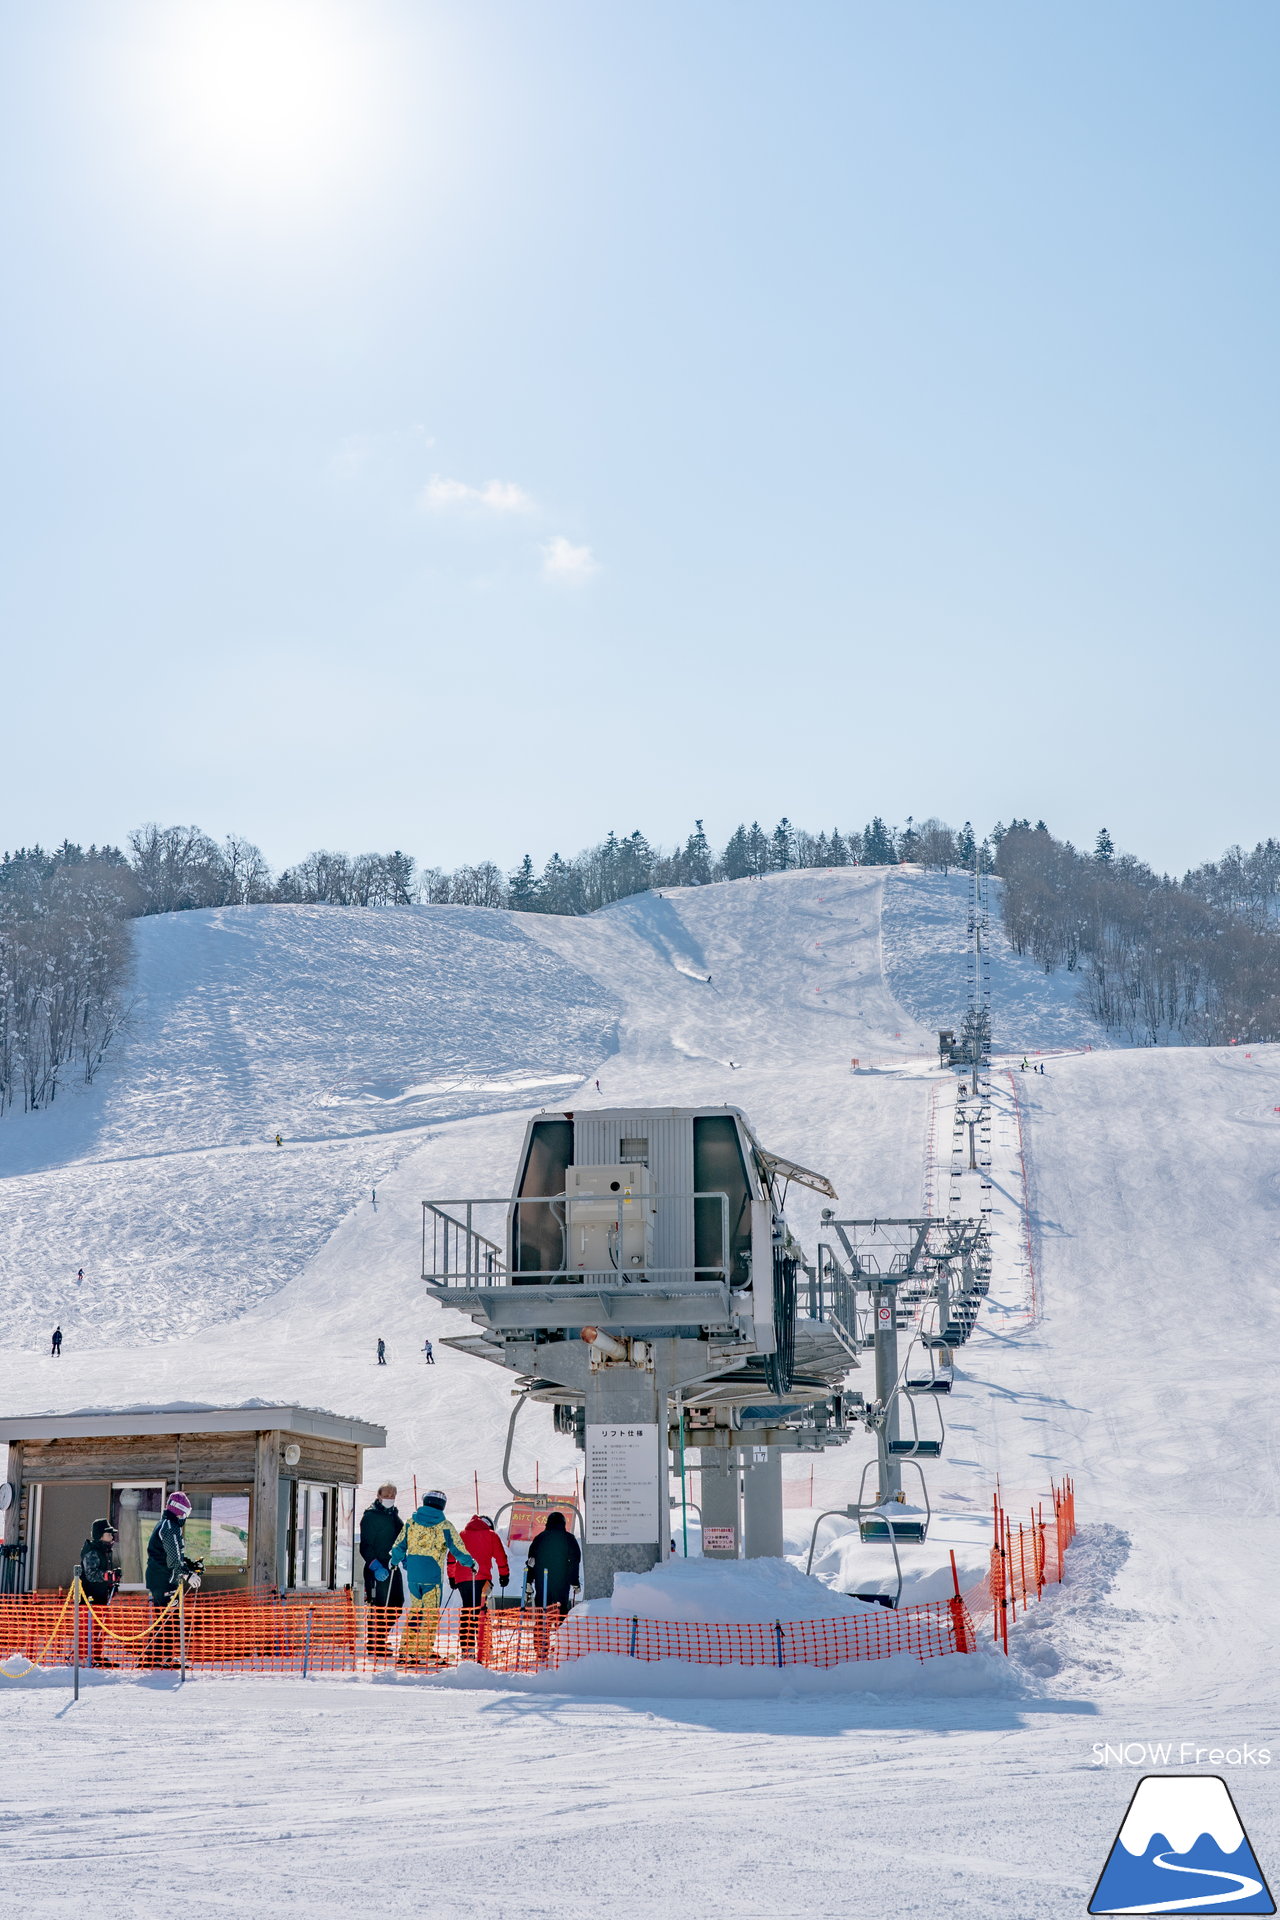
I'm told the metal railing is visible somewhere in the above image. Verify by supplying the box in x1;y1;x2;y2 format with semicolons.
421;1191;733;1289
806;1244;865;1356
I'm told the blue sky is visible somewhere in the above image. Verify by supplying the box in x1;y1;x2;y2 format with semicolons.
3;1;1278;876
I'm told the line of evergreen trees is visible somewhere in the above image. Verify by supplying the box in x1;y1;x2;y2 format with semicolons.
2;815;982;928
0;814;974;1109
6;812;1280;1109
0;845;132;1113
996;823;1280;1044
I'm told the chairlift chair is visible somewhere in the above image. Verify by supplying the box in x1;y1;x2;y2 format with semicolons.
886;1382;945;1457
905;1335;953;1394
855;1459;932;1545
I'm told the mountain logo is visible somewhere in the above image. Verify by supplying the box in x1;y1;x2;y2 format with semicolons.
1090;1775;1274;1914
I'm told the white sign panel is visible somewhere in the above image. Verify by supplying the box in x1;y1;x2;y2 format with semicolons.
585;1423;661;1544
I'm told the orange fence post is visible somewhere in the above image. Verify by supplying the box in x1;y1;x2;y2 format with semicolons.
991;1492;1009;1652
947;1550;974;1654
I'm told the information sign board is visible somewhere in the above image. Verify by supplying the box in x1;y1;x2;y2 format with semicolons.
585;1423;660;1544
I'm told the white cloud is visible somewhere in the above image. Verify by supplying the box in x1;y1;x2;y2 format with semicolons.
540;534;597;583
420;474;533;512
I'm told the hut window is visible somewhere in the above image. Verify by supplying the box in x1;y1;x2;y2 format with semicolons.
111;1486;165;1589
184;1490;251;1575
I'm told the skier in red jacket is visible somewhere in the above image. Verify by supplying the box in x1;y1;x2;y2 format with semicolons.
447;1515;510;1663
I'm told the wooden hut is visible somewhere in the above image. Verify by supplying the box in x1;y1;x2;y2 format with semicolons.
0;1403;386;1595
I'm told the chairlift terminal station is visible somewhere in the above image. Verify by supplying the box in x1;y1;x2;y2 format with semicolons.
421;1106;990;1599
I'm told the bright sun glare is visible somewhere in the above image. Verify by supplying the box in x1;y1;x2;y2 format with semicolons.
138;0;385;208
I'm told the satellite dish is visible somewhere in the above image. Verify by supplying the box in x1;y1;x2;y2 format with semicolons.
283;1444;301;1467
0;1482;14;1513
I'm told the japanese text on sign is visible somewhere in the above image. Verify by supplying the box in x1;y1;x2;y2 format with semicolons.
585;1423;660;1544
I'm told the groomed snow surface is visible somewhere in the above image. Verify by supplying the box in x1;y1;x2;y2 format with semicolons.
0;869;1277;1918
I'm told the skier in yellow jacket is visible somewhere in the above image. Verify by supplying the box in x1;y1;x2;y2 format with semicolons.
388;1490;476;1666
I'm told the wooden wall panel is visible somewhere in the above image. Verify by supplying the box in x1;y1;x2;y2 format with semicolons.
287;1437;361;1485
18;1429;361;1491
20;1434;256;1483
2;1442;21;1551
252;1431;281;1587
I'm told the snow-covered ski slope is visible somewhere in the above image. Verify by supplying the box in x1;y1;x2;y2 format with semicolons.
882;867;1108;1052
2;868;1278;1919
0;904;619;1343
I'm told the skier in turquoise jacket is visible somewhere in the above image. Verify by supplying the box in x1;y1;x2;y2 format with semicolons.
389;1490;476;1599
388;1490;477;1666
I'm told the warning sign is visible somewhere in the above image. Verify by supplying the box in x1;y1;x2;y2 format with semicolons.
702;1526;736;1552
507;1494;576;1543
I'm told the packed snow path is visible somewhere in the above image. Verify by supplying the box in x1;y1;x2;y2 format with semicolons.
1;871;1278;1917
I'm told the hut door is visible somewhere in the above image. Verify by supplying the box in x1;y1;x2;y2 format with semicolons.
35;1483;112;1590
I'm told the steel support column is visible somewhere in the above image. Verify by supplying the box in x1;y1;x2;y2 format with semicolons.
582;1357;663;1601
743;1446;784;1558
698;1448;741;1559
874;1285;902;1502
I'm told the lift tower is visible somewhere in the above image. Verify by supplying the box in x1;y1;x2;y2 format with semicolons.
815;1214;988;1533
419;1106;858;1598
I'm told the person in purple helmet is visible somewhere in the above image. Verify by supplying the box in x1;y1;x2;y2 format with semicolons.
144;1491;201;1666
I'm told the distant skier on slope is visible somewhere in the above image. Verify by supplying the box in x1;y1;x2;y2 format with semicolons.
377;1338;387;1365
389;1490;476;1666
275;1132;283;1147
50;1326;62;1357
422;1338;434;1364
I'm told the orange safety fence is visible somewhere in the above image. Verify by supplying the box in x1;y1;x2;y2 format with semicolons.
361;1602;564;1674
0;1482;1077;1680
973;1476;1077;1654
0;1590;976;1675
547;1599;972;1667
0;1584;77;1675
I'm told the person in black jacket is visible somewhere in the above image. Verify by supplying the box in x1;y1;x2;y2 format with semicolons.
79;1519;120;1605
144;1492;199;1667
359;1484;404;1656
525;1511;581;1613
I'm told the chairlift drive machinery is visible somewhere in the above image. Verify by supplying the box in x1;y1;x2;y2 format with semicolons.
419;1106;855;1598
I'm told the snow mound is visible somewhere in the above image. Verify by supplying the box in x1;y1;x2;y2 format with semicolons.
378;1645;1023;1698
585;1557;875;1621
